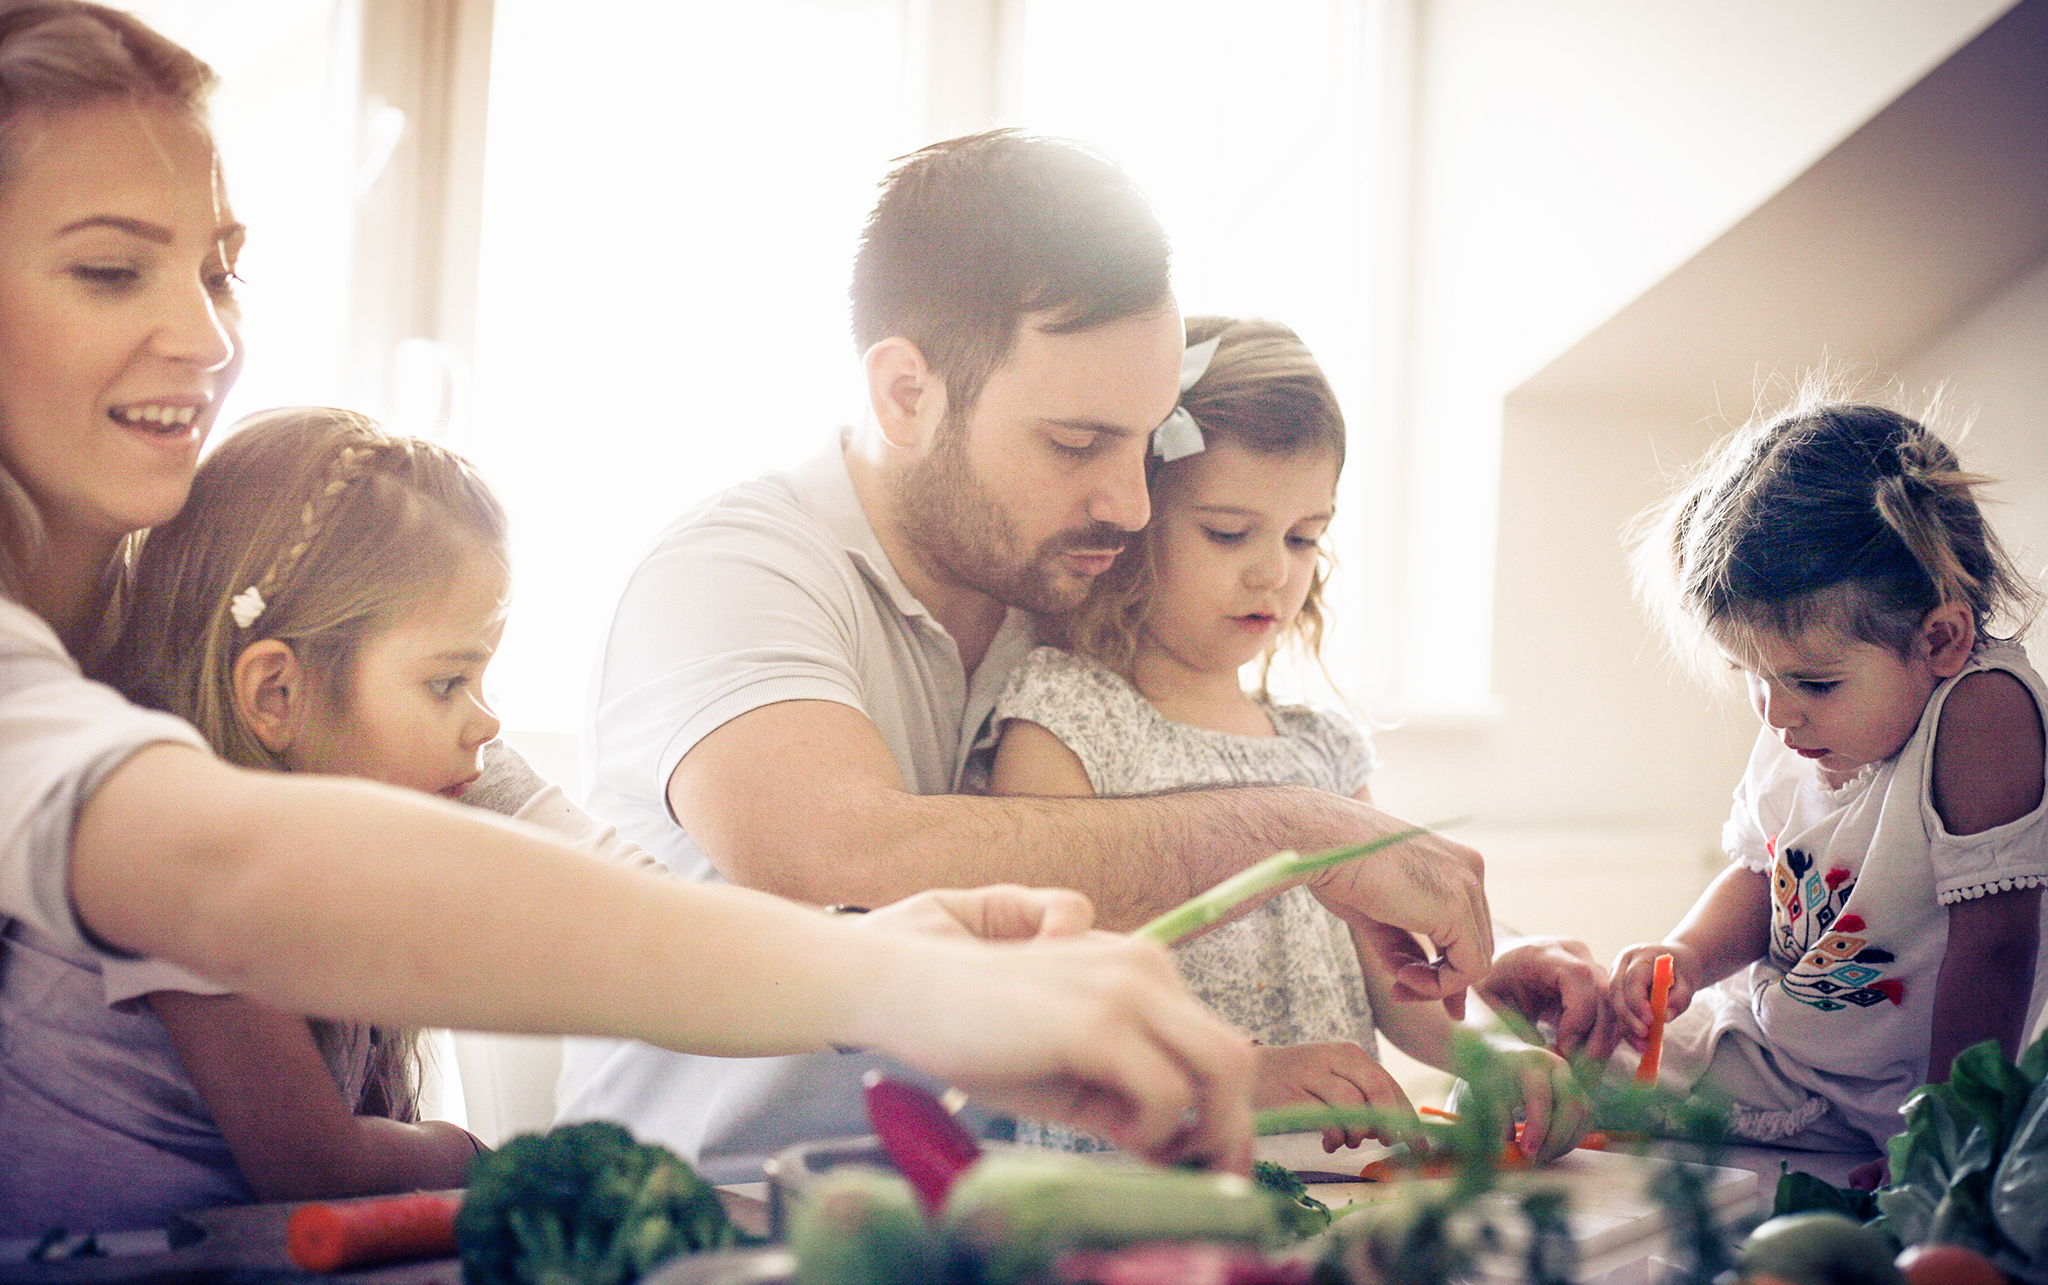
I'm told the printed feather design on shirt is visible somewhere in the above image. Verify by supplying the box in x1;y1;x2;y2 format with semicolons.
1769;838;1902;1011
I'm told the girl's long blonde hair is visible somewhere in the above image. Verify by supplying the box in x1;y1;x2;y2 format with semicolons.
101;406;508;1121
1050;315;1346;697
0;0;217;601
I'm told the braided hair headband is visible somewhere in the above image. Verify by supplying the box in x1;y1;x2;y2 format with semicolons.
228;444;380;631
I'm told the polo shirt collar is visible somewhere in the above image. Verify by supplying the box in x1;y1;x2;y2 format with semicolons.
785;433;941;628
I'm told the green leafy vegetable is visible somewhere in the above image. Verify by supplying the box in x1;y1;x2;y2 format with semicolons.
1875;1032;2048;1277
1251;1159;1333;1238
1519;1188;1578;1285
1773;1164;1881;1224
456;1120;747;1285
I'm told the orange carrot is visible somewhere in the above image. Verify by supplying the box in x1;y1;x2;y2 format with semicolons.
1636;953;1674;1085
1418;1105;1459;1120
1361;1145;1530;1182
286;1192;461;1273
1361;1156;1458;1182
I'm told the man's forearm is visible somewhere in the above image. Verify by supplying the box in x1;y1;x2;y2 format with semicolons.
715;779;1396;931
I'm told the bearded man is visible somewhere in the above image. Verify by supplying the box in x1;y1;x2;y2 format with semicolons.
561;131;1496;1182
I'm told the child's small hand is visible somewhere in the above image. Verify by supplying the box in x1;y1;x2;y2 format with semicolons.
1608;942;1698;1046
1491;1041;1592;1163
1252;1041;1419;1152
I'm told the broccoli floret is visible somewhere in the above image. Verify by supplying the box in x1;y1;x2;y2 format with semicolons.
1251;1159;1332;1239
457;1120;744;1285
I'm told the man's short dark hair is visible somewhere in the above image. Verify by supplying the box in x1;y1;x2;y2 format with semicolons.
851;129;1172;419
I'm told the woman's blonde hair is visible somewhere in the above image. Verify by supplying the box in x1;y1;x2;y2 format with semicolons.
101;406;507;1122
0;0;217;599
1051;315;1346;695
1634;393;2042;677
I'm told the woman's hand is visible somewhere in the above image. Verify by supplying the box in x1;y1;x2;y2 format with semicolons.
857;885;1096;942
868;933;1256;1173
1608;941;1699;1046
1252;1041;1418;1152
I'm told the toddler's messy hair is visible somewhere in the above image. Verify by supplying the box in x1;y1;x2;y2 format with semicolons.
1634;390;2040;676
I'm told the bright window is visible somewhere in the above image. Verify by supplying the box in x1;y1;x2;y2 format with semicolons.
1004;0;1402;709
469;0;927;735
470;0;1405;738
126;1;355;427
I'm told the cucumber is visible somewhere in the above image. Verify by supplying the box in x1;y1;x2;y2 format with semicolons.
790;1167;944;1285
942;1152;1284;1285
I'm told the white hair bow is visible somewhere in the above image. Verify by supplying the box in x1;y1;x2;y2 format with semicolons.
229;585;266;630
1151;336;1222;462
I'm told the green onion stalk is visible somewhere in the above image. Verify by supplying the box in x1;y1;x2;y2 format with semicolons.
1132;823;1457;948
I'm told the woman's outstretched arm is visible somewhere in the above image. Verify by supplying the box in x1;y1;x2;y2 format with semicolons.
72;743;1256;1168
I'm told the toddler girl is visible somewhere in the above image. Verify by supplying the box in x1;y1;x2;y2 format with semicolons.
989;317;1575;1153
1612;400;2047;1152
41;408;655;1212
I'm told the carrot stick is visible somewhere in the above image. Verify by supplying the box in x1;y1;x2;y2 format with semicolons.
286;1192;461;1272
1636;953;1674;1085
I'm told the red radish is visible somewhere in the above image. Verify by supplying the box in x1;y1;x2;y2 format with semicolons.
286;1192;460;1272
863;1074;983;1214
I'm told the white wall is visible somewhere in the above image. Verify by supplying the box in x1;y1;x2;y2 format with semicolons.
1379;0;2017;713
1898;257;2048;592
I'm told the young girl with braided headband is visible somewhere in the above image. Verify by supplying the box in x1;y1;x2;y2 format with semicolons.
0;1;1253;1232
1611;399;2046;1153
88;407;666;1204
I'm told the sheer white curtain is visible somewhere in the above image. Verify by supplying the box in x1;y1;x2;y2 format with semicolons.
469;0;923;736
128;1;355;429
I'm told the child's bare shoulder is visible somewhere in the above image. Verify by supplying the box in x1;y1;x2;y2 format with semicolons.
1933;667;2046;835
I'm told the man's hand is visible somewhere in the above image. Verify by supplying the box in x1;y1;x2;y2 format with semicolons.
858;885;1096;942
1478;937;1621;1061
1308;831;1491;1008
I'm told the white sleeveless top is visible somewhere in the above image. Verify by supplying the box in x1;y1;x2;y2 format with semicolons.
1698;642;2048;1146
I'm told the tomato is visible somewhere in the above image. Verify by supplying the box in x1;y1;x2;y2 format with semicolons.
1895;1243;2007;1285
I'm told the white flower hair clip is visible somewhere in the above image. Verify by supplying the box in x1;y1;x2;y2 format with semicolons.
1151;336;1222;463
229;585;267;630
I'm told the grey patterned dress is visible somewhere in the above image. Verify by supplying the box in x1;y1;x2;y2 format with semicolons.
994;647;1379;1054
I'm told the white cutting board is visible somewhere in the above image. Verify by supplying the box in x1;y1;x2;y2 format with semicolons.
1259;1133;1758;1278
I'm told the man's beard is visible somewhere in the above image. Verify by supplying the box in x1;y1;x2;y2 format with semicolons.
894;415;1128;615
